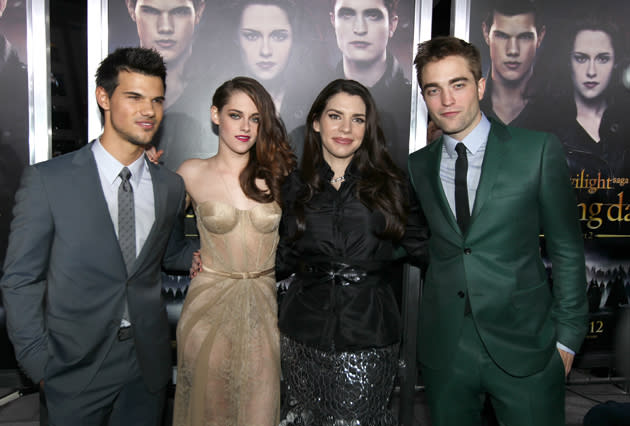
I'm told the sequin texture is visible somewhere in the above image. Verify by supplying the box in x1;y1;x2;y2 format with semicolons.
280;335;398;426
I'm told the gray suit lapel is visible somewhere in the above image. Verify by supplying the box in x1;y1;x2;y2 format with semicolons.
130;159;167;276
72;143;127;272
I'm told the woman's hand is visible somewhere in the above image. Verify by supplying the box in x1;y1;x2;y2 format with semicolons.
190;250;202;278
144;145;164;165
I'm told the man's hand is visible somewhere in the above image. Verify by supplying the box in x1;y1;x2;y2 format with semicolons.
557;348;574;377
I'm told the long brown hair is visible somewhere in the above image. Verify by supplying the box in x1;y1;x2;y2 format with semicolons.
297;79;408;240
212;77;296;204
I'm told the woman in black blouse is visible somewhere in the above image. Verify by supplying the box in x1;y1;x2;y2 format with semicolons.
276;79;428;425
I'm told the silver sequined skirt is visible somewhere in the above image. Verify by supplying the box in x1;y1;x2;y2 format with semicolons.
280;334;399;426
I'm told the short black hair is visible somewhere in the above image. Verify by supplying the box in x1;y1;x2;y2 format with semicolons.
95;47;167;117
483;0;544;34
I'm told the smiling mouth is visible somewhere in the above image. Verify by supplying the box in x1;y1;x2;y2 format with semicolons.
235;135;250;142
137;121;156;130
333;137;353;144
256;61;276;70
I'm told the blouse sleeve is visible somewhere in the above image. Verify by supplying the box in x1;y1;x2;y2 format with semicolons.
398;180;430;268
275;171;300;281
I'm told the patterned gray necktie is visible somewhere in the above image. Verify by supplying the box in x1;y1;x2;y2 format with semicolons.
118;167;136;271
118;167;134;322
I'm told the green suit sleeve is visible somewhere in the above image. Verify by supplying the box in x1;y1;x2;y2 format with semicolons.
538;134;588;353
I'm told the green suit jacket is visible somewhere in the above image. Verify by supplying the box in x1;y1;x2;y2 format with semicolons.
408;119;588;377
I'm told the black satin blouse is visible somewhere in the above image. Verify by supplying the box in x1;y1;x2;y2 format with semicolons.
276;164;429;351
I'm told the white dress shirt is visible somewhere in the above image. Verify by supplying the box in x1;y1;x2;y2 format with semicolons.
92;139;155;260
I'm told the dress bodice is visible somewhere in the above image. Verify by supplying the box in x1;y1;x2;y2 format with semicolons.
195;200;281;274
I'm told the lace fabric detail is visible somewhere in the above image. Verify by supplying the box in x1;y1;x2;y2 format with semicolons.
173;200;281;426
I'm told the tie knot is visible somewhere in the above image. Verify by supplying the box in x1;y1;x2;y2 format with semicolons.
119;167;132;182
455;143;467;157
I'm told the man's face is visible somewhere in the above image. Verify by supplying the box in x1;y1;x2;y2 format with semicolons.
482;12;544;83
421;55;485;141
97;70;165;148
127;0;204;65
330;0;397;65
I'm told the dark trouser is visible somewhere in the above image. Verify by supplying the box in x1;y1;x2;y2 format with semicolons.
45;336;166;426
421;315;566;426
583;401;630;426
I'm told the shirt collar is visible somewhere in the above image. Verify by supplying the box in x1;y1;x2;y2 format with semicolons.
92;139;148;186
443;113;491;158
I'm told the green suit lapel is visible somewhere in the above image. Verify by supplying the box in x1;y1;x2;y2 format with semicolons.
470;121;510;224
427;137;462;236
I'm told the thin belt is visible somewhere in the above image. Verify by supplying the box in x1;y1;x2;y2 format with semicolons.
202;265;274;279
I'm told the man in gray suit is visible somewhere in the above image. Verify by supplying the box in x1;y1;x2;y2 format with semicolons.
0;47;196;425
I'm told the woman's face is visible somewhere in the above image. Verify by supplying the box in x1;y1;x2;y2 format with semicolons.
313;92;366;164
239;4;293;81
571;30;615;101
211;90;260;156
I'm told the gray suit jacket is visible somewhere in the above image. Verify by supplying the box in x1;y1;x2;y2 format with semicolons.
0;142;195;394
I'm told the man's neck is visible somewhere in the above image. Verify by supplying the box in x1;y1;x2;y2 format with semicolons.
490;69;532;124
99;132;144;166
342;54;387;88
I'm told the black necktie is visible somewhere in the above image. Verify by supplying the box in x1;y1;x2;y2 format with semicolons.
455;143;470;233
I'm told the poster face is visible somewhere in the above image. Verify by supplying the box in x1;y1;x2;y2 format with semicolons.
0;0;28;272
468;0;630;354
108;0;416;171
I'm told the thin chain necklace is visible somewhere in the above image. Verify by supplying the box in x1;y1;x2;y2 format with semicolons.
330;175;345;184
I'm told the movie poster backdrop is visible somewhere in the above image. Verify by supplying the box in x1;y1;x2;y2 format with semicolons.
108;0;416;172
467;0;630;358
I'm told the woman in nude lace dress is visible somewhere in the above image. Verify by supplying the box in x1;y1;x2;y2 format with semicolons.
172;76;295;425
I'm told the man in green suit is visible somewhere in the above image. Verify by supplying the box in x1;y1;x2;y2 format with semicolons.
408;36;588;426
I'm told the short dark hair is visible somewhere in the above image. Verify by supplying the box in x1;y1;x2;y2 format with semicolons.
414;36;482;89
95;47;167;117
483;0;544;34
126;0;205;9
329;0;399;17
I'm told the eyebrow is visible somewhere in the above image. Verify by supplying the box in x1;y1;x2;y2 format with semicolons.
122;90;165;101
363;8;384;15
337;7;356;15
422;76;470;89
493;29;536;37
227;108;259;116
326;108;366;117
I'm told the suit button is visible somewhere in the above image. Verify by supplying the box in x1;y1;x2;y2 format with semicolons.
464;248;472;255
457;291;465;298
